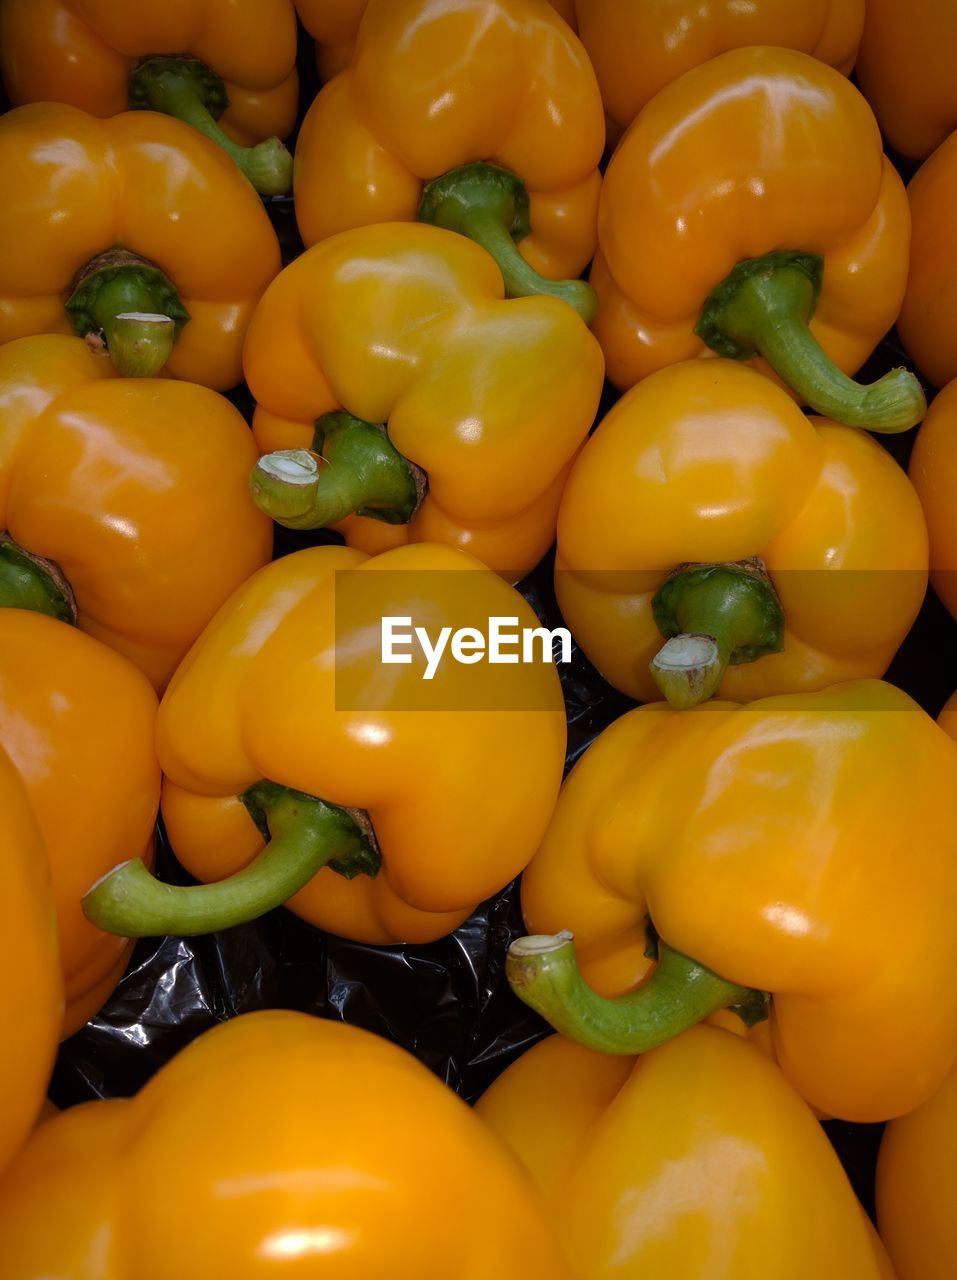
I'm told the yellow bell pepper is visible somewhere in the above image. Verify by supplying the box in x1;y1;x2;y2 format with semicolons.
857;0;957;161
293;0;604;321
478;1028;894;1279
507;679;957;1122
908;377;957;618
244;224;604;582
565;0;862;139
0;0;298;193
592;46;924;432
555;359;927;707
0;1010;572;1277
0;611;160;1038
897;130;957;390
0;103;280;387
0;335;273;691
83;542;567;946
0;742;61;1178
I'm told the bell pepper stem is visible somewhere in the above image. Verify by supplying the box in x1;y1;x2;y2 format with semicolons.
695;251;925;432
129;56;293;196
0;535;76;624
82;783;380;938
66;249;190;378
251;411;424;530
650;559;784;709
507;931;767;1053
417;162;597;323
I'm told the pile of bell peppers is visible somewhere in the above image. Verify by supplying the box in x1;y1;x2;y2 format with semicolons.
1;1;957;1275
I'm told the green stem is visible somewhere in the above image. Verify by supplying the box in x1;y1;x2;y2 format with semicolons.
0;535;75;624
507;931;768;1054
129;56;293;195
695;251;925;432
251;411;423;530
417;162;596;323
65;248;190;377
650;559;784;709
82;781;380;938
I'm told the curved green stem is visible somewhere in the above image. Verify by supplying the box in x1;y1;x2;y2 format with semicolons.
650;559;784;709
82;781;380;938
507;931;768;1054
695;251;925;432
129;56;292;195
417;162;596;323
0;535;75;624
66;249;190;377
251;411;423;530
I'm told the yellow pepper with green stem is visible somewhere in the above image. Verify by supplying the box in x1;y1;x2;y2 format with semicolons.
507;679;957;1123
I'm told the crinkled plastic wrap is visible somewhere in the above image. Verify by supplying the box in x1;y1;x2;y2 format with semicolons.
38;85;957;1219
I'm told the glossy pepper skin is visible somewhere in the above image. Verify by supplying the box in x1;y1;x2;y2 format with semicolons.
84;542;566;946
0;744;61;1178
592;47;921;432
293;0;604;306
0;335;273;690
908;379;957;619
512;680;957;1122
857;0;957;161
244;224;604;582
562;0;861;139
555;359;927;705
897;132;957;389
477;1029;895;1279
0;1010;572;1278
0;0;298;193
0;102;281;388
0;611;159;1037
877;1054;957;1280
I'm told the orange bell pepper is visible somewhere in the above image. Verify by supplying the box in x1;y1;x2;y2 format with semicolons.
0;102;281;387
877;1052;957;1280
0;334;272;690
293;0;604;322
83;542;567;945
478;1028;894;1279
897;131;957;390
0;610;159;1037
555;359;927;707
0;741;61;1177
506;679;957;1122
0;1009;572;1277
0;0;298;193
857;0;957;161
592;46;924;432
244;224;604;581
908;378;957;618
